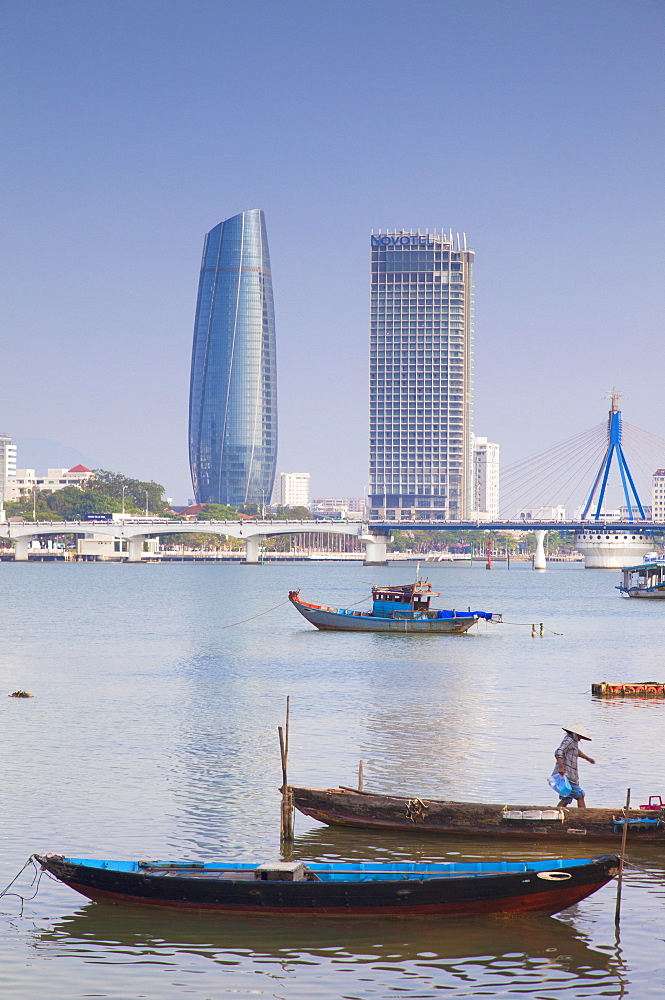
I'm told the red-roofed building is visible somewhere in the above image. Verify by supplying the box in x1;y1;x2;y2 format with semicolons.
5;465;94;501
170;503;252;521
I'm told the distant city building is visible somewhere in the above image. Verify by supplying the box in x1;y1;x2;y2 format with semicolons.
5;465;93;502
516;505;566;522
310;497;365;520
279;472;310;508
618;504;652;521
651;469;665;521
472;436;500;519
368;230;474;522
189;209;277;506
0;433;17;507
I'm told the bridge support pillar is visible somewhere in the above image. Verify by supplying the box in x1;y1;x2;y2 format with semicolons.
533;530;547;571
244;535;264;564
363;532;389;566
127;536;145;562
14;536;34;561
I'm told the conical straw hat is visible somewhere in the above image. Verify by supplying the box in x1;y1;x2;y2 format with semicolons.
562;722;591;741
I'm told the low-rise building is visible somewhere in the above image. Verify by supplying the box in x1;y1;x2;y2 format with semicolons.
516;505;566;522
310;497;366;520
5;465;93;501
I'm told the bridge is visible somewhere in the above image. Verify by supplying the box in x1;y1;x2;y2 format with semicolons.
0;517;388;564
0;515;659;569
1;389;663;568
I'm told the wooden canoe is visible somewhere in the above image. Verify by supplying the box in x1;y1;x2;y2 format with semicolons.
291;785;665;843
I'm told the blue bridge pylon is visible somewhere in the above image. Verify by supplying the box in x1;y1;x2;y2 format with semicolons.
581;388;646;522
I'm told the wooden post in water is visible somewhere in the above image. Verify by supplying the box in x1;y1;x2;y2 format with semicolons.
358;760;364;791
614;787;631;927
485;535;493;570
278;696;294;845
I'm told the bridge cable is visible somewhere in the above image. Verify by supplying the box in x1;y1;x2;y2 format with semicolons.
499;424;605;501
499;424;607;517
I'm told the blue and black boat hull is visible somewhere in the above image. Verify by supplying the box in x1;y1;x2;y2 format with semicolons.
35;854;618;917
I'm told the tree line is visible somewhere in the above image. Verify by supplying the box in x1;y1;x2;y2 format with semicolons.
5;470;172;521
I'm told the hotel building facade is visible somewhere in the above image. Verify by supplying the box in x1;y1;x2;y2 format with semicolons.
188;209;278;506
652;469;665;522
368;231;474;521
473;436;500;519
278;472;310;508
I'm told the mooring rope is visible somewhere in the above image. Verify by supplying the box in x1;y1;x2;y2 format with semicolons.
486;619;564;635
0;856;44;915
218;600;290;630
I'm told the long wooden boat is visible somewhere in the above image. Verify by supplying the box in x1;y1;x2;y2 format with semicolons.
289;580;501;633
291;785;665;843
35;852;619;918
617;559;665;598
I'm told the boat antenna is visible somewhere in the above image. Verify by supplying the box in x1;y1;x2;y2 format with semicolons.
416;560;420;582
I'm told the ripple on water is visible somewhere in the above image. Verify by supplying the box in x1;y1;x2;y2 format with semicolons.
1;562;664;999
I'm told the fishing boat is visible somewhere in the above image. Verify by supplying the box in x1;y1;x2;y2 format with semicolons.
291;785;665;843
35;853;619;918
288;580;501;633
617;556;665;598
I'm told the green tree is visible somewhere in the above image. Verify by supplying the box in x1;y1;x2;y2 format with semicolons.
197;503;239;520
88;471;170;514
271;505;313;520
5;491;64;521
44;487;124;519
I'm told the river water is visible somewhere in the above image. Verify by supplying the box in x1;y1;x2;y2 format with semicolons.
0;560;663;999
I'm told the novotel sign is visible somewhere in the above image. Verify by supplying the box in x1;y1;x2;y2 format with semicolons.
371;235;442;247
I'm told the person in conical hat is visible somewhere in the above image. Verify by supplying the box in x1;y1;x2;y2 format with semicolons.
552;723;595;808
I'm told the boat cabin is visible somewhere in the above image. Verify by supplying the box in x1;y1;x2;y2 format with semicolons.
618;560;665;598
371;581;440;619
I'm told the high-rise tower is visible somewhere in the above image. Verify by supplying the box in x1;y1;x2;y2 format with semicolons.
189;209;277;506
0;432;17;509
368;230;474;521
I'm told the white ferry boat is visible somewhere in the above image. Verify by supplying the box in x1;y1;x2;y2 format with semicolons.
617;554;665;599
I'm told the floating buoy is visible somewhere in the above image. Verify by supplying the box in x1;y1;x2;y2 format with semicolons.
8;690;34;698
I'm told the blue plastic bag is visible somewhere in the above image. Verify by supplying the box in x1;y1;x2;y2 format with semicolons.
547;772;572;796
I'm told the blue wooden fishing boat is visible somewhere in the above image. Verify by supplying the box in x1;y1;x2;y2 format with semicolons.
35;853;618;917
288;580;501;633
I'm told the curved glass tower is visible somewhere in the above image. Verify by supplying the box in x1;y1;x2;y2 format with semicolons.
189;209;277;506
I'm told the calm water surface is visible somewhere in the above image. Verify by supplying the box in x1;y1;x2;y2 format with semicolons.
0;560;663;998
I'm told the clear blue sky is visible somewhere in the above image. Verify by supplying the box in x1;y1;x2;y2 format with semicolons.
1;0;663;503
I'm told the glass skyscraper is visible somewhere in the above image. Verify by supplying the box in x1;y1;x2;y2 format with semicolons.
368;230;474;521
189;209;277;506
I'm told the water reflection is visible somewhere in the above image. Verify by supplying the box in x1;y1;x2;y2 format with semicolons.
291;822;665;873
36;902;620;987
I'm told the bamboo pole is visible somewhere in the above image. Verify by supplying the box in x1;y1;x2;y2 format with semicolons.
278;697;294;845
358;760;364;791
285;695;290;759
614;787;631;927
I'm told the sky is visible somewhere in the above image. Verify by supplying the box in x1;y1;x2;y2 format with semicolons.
1;0;663;505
